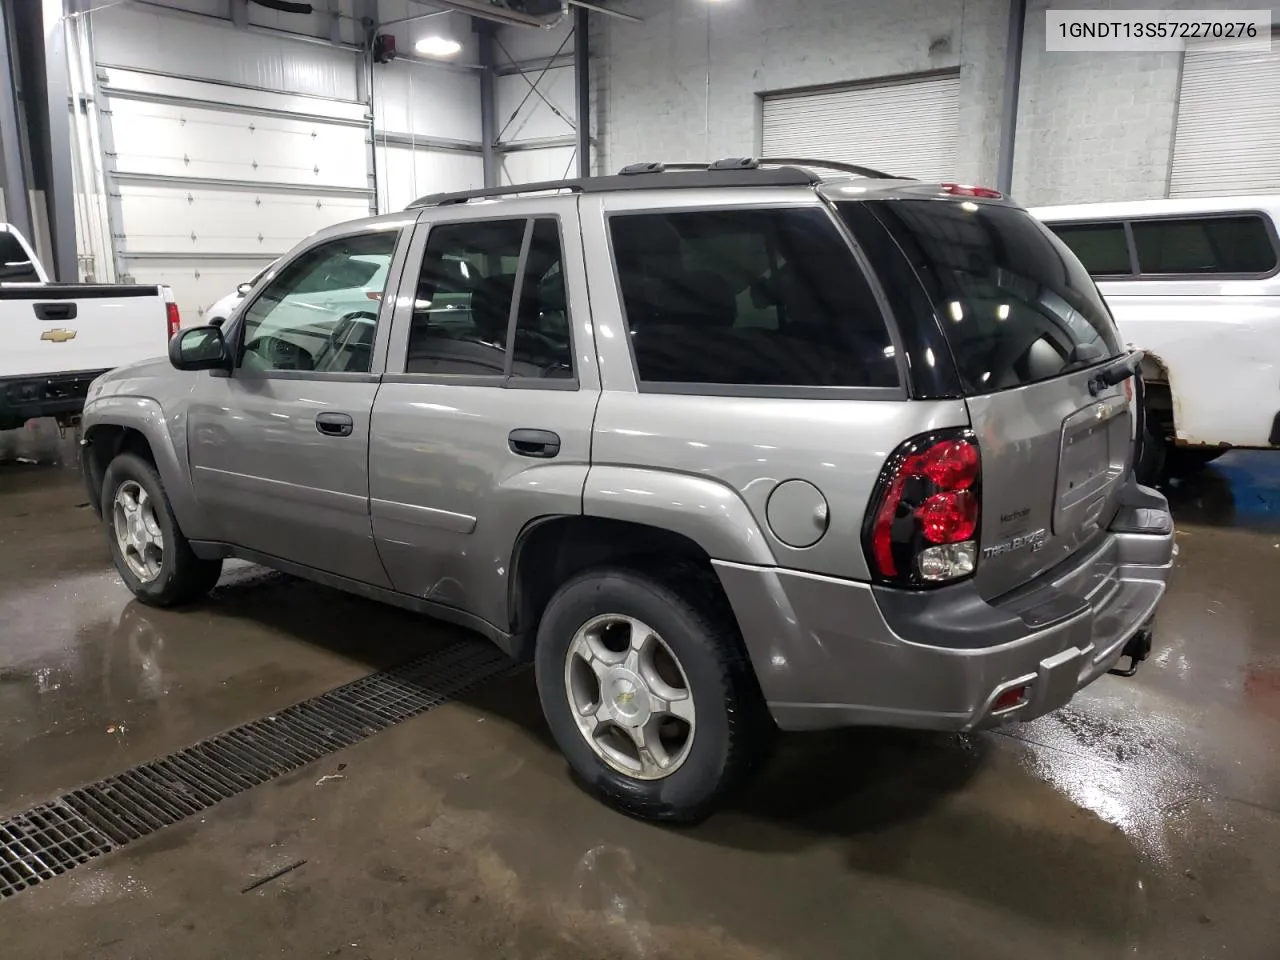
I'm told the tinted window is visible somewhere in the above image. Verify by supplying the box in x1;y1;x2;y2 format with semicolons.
1048;222;1132;276
856;200;1122;395
240;230;397;374
0;232;40;283
1132;215;1277;275
510;219;573;380
609;208;897;389
405;219;525;376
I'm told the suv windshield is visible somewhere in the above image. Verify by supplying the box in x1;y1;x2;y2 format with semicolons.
847;200;1123;395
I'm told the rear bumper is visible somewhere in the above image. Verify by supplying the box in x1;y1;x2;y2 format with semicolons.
715;480;1175;732
0;370;108;426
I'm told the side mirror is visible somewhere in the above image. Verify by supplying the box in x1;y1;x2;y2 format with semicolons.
169;325;231;372
236;282;253;296
209;315;225;328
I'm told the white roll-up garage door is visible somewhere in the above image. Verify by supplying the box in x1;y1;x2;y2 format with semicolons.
90;6;372;321
1170;44;1280;197
761;73;959;181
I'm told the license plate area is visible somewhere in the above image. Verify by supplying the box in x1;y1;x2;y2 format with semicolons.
1055;398;1128;533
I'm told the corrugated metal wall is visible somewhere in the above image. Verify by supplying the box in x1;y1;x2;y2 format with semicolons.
495;19;578;186
83;1;487;318
761;73;961;182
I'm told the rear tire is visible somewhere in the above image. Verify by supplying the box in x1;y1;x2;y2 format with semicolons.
102;452;222;607
534;564;767;823
1134;413;1166;486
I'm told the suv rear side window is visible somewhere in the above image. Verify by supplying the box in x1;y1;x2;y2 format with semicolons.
609;207;898;390
1132;215;1277;275
857;200;1123;395
406;217;573;380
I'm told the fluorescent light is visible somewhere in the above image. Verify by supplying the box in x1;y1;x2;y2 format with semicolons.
416;35;462;57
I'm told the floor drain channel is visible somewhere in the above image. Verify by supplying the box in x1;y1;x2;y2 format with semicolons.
0;638;517;900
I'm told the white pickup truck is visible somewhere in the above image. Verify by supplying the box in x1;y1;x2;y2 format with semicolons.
0;223;179;432
1034;196;1280;482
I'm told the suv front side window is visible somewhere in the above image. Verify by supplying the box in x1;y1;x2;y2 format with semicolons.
239;229;399;374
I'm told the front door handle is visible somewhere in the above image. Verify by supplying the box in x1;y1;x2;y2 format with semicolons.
316;412;354;437
508;428;560;458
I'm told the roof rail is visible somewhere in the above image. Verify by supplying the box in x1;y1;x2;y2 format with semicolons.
756;157;911;180
404;157;899;209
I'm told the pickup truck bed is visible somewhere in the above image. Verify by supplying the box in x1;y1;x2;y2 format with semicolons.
0;284;174;430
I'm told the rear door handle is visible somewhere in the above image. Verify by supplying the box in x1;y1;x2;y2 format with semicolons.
316;412;354;437
34;302;77;322
508;428;560;458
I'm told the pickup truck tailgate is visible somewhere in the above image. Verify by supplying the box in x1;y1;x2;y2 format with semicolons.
0;285;169;379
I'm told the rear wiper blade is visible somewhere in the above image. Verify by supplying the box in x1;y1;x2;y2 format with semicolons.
1088;350;1143;396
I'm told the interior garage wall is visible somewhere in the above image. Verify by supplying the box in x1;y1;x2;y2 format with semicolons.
494;17;577;186
87;1;371;319
1013;0;1266;205
371;8;484;210
588;0;1010;184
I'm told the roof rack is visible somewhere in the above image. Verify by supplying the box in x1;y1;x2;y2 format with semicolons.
405;157;907;208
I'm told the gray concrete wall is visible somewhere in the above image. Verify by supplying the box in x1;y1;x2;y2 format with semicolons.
589;0;1010;187
587;0;1264;206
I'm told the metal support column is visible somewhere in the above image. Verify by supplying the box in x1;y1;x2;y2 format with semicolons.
574;6;589;177
40;0;78;280
357;0;378;212
995;0;1027;196
478;21;498;188
0;0;32;241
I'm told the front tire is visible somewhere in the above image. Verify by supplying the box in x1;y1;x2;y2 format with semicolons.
102;452;222;607
534;565;766;823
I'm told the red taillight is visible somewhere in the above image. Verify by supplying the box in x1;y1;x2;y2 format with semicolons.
941;183;1003;200
165;301;181;339
865;431;981;585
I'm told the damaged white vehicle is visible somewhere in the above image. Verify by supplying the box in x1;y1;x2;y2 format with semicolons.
1033;196;1280;482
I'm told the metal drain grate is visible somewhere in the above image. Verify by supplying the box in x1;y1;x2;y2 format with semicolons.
0;638;517;900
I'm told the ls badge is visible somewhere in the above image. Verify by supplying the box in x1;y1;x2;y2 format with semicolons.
40;328;77;343
982;528;1048;559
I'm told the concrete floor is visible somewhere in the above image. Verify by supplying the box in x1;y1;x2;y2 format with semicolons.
2;419;1279;960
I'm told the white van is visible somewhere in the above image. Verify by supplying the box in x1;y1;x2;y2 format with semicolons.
1032;196;1280;480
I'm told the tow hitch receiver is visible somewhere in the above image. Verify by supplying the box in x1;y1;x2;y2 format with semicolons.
1108;626;1154;678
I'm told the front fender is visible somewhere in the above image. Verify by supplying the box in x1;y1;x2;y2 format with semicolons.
82;396;206;538
583;466;777;566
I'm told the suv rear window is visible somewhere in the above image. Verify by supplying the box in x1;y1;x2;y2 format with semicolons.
608;207;898;390
855;200;1123;395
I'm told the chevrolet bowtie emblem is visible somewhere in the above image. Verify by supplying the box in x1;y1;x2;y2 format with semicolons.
40;328;77;343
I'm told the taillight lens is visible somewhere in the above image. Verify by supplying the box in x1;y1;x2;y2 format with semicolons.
864;430;981;586
165;302;181;339
941;183;1003;199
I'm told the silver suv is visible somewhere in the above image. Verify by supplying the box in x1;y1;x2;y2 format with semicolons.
80;160;1175;822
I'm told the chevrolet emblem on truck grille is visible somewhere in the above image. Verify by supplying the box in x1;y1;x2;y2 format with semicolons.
40;328;77;343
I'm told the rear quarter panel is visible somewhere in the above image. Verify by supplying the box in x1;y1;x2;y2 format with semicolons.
590;392;970;579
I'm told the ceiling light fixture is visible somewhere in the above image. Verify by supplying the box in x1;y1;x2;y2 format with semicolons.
416;35;462;57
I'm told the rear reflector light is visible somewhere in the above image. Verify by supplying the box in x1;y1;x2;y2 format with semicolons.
993;684;1029;712
864;430;981;586
165;302;181;339
941;183;1003;200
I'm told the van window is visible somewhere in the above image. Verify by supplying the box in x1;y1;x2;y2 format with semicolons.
857;200;1123;395
609;207;898;390
1132;215;1277;275
1046;222;1131;276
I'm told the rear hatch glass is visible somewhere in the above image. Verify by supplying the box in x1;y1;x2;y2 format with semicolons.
846;199;1132;598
